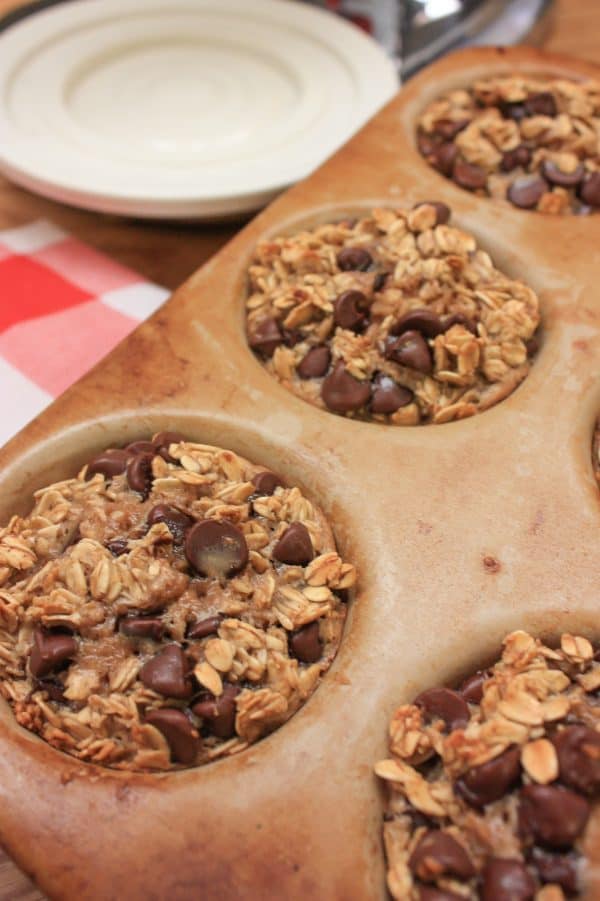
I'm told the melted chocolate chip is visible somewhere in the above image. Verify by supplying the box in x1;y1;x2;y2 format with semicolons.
408;830;475;882
455;745;521;808
418;888;462;901
507;175;548;209
126;452;154;497
334;290;369;331
248;317;284;357
289;622;322;663
146;708;199;764
336;247;372;272
29;628;77;679
105;538;129;557
519;784;589;848
321;362;371;412
297;346;331;379
553;725;600;795
384;331;432;374
501;146;532;172
452;159;487;191
414;687;469;732
120;616;164;640
391;308;444;339
540;159;585;187
85;448;131;480
434;118;469;140
525;92;557;117
147;504;193;542
125;440;156;455
192;684;239;739
152;431;186;462
184;520;249;579
579;172;600;207
251;471;284;495
139;644;192;699
187;616;222;640
370;374;413;415
530;847;579;894
34;679;66;703
459;670;487;704
500;101;528;122
273;522;314;566
430;142;458;177
481;858;535;901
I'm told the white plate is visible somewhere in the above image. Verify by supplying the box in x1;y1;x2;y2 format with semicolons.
0;0;399;219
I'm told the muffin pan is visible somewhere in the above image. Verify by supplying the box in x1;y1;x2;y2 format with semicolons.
1;46;600;900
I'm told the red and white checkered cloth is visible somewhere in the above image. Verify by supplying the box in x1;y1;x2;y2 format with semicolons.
0;220;169;447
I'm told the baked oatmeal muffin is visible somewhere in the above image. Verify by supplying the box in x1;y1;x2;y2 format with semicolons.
0;433;355;770
246;204;540;425
375;630;600;899
417;75;600;214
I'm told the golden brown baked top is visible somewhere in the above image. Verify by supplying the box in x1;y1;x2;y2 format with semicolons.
0;433;355;770
375;630;600;900
245;205;540;425
417;75;600;214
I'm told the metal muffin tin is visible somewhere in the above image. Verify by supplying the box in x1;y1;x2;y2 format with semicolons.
0;46;599;901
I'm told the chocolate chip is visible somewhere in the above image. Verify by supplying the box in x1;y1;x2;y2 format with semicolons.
289;621;321;663
530;848;579;894
145;708;199;764
370;374;413;415
481;858;536;901
126;452;154;497
297;346;331;379
499;100;528;122
507;175;548;209
192;683;239;739
105;538;129;557
139;644;192;698
321;361;371;412
553;725;600;795
187;615;222;640
430;142;457;177
525;334;540;356
85;448;131;480
413;201;451;225
248;317;284;357
384;331;432;374
579;172;600;207
519;784;589;848
459;670;487;704
442;313;478;335
147;504;193;542
152;430;186;462
334;290;369;331
540;159;585;187
525;91;557;117
501;145;532;172
273;522;314;566
373;271;389;292
336;247;372;272
434;118;469;140
34;679;66;703
251;470;284;495
418;889;463;901
185;520;248;579
452;158;487;191
125;440;156;455
391;308;444;339
408;830;475;882
29;628;77;679
414;687;469;732
417;130;437;157
455;745;521;808
120;616;164;640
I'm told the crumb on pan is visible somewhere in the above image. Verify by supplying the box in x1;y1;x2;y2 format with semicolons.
375;630;600;899
245;204;540;425
0;433;355;771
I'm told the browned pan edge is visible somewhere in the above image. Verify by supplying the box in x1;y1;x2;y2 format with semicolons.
1;46;600;900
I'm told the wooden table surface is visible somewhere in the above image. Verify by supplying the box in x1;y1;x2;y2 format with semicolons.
0;0;599;897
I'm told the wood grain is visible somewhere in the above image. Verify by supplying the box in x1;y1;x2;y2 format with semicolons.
0;1;598;898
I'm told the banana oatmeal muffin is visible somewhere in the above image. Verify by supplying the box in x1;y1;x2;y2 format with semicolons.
246;204;540;425
417;75;600;214
375;630;600;900
0;433;355;770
